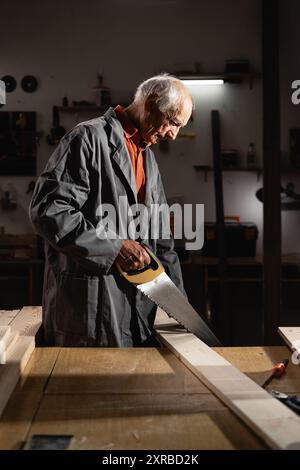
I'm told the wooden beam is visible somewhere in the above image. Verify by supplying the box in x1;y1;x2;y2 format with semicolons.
0;327;19;364
278;326;300;358
0;336;35;416
155;308;300;450
9;306;42;337
262;0;281;344
0;308;42;417
0;348;60;450
0;310;21;327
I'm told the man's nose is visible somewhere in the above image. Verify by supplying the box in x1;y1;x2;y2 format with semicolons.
166;128;179;140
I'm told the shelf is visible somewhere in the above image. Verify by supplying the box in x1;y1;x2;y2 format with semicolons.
193;165;262;182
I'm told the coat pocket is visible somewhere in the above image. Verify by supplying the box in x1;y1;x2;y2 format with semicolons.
55;272;99;339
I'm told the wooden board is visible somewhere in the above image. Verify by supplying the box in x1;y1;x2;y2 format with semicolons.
0;327;11;364
0;326;11;343
154;308;300;450
9;306;42;337
46;347;209;395
0;348;60;450
0;310;20;327
278;327;300;358
0;336;35;417
0;330;19;365
25;393;265;450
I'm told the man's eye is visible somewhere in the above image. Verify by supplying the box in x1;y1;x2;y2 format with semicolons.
169;120;179;127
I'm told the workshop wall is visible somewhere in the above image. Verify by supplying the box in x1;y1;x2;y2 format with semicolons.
0;0;298;254
280;0;300;255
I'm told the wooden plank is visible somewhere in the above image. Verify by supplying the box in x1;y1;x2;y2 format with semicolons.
46;347;209;395
9;306;42;337
278;327;300;351
0;326;11;345
0;327;11;364
0;336;35;417
4;333;20;358
278;327;300;364
0;330;19;365
0;348;60;450
154;308;300;450
0;310;21;327
25;394;265;450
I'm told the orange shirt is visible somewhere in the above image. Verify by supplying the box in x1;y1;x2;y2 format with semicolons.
114;105;146;202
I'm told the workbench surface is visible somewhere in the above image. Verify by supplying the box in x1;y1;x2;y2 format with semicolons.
0;346;298;450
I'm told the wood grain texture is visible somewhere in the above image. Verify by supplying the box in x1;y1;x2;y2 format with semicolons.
10;306;42;337
26;394;265;450
0;331;19;365
0;310;21;327
46;347;209;395
154;308;300;450
0;348;60;449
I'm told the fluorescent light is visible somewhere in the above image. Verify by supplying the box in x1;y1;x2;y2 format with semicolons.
181;79;224;86
0;80;5;104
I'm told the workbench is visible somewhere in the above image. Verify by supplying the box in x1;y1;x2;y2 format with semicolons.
0;345;299;450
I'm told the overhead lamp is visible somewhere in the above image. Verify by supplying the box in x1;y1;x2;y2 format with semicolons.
0;79;6;104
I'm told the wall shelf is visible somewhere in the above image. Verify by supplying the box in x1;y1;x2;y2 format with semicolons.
179;72;261;89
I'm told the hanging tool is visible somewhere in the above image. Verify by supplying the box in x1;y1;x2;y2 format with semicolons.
262;358;289;389
46;106;66;145
117;244;221;347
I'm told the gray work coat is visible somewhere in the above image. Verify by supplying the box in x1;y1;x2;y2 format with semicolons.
30;108;184;347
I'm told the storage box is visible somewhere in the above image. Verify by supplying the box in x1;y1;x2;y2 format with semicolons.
203;222;258;257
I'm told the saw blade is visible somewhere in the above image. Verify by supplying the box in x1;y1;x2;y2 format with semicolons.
137;271;221;346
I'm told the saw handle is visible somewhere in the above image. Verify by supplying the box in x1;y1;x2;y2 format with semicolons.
117;244;164;285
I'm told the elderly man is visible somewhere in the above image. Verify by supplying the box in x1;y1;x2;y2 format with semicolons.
30;74;193;347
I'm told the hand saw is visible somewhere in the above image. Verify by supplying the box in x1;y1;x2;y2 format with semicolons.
117;245;221;346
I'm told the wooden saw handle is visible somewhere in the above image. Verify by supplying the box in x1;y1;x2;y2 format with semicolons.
117;244;164;285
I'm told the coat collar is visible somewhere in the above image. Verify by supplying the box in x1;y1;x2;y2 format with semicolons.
103;108;137;203
103;107;156;207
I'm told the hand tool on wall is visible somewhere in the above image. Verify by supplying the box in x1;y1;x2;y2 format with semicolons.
46;106;66;145
118;244;221;347
262;358;289;388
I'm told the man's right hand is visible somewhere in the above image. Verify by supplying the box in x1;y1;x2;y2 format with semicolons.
115;240;151;271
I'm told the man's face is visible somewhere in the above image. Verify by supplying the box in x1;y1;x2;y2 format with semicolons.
140;97;192;147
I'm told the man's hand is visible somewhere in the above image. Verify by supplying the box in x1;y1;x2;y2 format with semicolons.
115;240;151;271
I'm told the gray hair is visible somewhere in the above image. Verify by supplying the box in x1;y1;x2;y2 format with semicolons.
134;73;188;114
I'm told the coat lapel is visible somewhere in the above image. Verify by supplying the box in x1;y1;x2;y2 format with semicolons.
144;148;155;207
104;108;137;204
